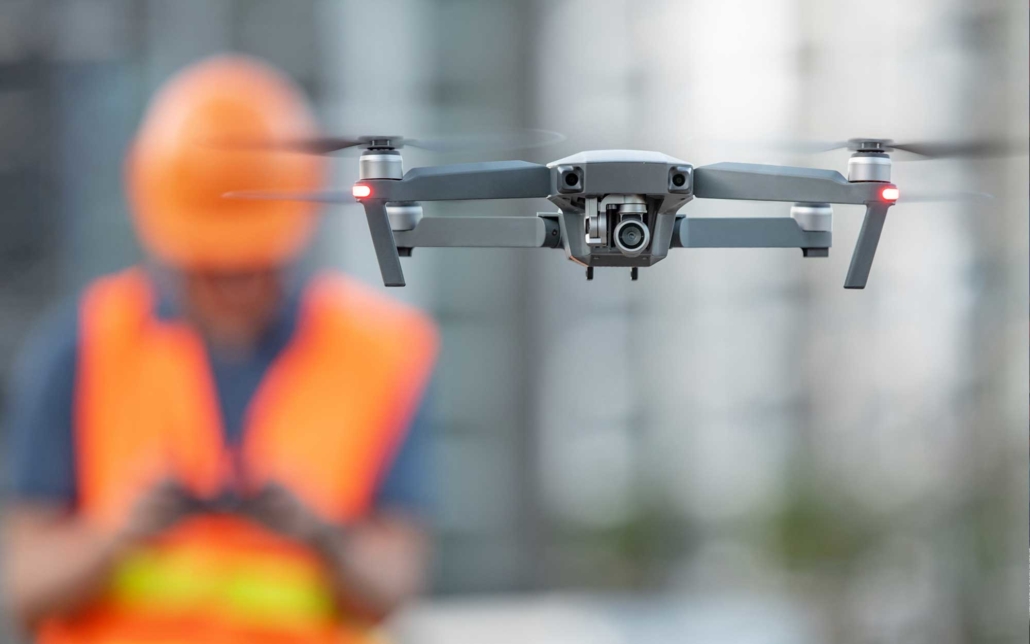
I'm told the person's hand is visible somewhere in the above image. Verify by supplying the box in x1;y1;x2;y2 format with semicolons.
115;478;198;547
244;483;429;622
245;482;334;549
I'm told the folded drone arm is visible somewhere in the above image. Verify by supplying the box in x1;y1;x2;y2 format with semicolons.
393;216;561;249
693;162;896;288
671;217;830;251
358;161;553;286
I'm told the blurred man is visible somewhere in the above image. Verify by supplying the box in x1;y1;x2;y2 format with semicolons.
2;56;438;644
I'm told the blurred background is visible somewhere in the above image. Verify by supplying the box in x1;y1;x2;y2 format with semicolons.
0;0;1026;642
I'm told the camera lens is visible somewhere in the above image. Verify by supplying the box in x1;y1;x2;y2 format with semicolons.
614;219;650;257
556;165;583;194
619;223;644;248
668;165;692;193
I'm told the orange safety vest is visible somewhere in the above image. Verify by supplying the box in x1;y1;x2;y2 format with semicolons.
37;268;438;644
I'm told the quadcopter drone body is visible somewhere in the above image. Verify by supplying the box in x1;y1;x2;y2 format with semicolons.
342;139;898;288
232;132;1024;287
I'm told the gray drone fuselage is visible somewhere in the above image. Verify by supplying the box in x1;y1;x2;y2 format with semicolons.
545;150;694;268
345;144;897;288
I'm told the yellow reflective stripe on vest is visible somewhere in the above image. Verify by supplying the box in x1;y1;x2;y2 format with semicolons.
111;546;336;629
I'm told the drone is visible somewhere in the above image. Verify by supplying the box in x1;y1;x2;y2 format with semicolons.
231;134;1019;288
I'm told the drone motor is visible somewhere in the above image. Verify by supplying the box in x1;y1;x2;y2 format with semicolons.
386;202;423;232
847;152;891;182
359;148;404;180
790;202;833;232
845;138;893;182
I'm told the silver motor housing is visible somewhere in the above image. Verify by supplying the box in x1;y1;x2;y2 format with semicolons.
847;153;891;182
360;150;404;180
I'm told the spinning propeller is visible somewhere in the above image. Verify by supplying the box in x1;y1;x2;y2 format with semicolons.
225;129;565;203
750;136;1028;160
229;129;566;154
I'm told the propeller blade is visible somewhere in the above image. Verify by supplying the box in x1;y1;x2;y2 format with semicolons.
801;139;851;153
727;136;1028;160
210;135;400;154
273;137;371;154
840;137;1026;158
697;138;848;155
406;129;566;153
221;129;566;155
223;190;359;204
891;139;1028;159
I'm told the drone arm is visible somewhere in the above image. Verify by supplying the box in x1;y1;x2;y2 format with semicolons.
357;161;552;286
359;161;552;202
693;162;875;204
672;216;831;250
393;216;561;249
694;162;896;288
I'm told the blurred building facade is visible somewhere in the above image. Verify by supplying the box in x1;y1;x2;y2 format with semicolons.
0;1;1026;643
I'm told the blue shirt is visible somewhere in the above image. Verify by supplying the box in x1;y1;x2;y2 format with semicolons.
5;274;432;515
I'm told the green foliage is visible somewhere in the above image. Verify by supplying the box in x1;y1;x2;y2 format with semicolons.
766;482;883;569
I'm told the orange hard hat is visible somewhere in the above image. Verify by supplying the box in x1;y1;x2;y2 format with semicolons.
126;55;326;269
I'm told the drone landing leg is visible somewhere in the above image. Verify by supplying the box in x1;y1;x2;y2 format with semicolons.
844;203;891;289
361;200;406;287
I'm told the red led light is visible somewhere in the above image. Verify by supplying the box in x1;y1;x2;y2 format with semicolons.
881;187;900;201
352;184;372;199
